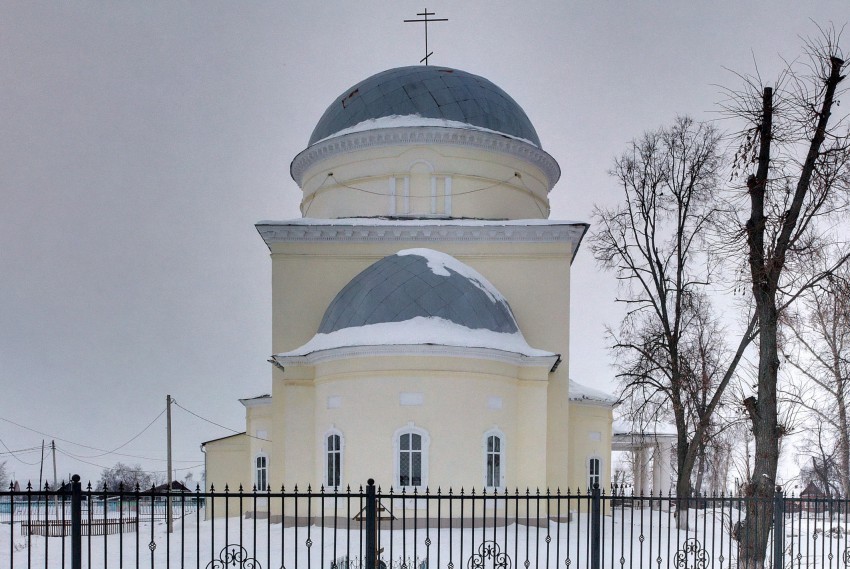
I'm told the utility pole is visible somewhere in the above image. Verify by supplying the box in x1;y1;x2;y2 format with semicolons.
38;440;45;491
51;441;59;514
166;394;173;533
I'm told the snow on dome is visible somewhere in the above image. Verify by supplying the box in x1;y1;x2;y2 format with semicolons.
318;249;518;335
397;248;505;304
308;66;541;147
276;316;554;359
312;115;539;147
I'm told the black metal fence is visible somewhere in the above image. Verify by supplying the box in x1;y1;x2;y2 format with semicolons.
2;476;849;569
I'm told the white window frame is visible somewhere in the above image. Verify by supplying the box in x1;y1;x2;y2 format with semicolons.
254;453;269;491
389;176;411;215
430;175;438;214
324;428;344;489
393;423;430;491
482;428;506;490
588;455;602;491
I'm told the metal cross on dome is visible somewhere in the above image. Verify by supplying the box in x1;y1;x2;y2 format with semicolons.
404;8;448;65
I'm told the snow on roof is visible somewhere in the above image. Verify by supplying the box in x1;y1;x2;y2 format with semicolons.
398;248;504;304
274;316;556;359
239;394;272;407
569;380;618;406
313;114;540;148
612;420;678;437
257;217;588;227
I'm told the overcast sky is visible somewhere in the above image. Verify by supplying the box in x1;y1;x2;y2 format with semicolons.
1;1;847;486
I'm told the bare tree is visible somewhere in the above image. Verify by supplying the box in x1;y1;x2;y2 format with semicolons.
0;461;8;489
720;27;849;567
702;423;746;494
679;293;739;495
97;462;155;491
591;117;755;528
797;422;842;498
784;263;850;497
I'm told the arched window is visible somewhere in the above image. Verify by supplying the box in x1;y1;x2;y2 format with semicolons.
483;429;505;489
326;431;343;488
588;457;601;490
255;454;268;491
394;424;430;489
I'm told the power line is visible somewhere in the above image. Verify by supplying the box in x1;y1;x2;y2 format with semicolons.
0;445;42;456
0;438;41;465
329;172;520;199
171;399;269;441
70;409;166;459
0;409;164;456
303;171;528;216
55;448;202;477
57;444;198;464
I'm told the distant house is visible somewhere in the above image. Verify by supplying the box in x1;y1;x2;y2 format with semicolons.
798;481;829;512
153;481;192;493
800;481;827;499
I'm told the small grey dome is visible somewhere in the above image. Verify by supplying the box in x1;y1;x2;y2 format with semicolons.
308;66;541;147
318;250;519;335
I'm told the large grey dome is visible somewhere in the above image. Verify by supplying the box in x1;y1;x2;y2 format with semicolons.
308;66;541;147
318;250;519;335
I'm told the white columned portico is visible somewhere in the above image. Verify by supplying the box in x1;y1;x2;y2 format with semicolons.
651;439;674;496
612;421;676;506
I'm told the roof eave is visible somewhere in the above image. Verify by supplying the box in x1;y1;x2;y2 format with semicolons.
271;343;559;372
290;125;560;189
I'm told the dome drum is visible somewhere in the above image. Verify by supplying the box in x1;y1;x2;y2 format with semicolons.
292;128;559;219
291;66;560;220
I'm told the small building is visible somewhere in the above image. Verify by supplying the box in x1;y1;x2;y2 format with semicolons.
797;481;830;512
152;481;192;493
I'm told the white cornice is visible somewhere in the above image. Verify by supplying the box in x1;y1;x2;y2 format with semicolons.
256;220;588;261
290;126;561;189
239;395;272;408
569;398;617;409
271;344;560;373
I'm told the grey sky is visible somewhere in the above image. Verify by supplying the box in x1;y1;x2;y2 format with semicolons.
1;1;846;485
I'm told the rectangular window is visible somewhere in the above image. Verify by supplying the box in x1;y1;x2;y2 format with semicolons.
399;433;422;487
327;434;341;487
255;456;267;491
433;175;452;215
588;457;601;490
389;176;410;215
486;434;502;488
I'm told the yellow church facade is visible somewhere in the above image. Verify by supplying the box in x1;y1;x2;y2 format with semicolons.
202;65;615;500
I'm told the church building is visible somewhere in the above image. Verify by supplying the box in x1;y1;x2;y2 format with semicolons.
202;65;616;496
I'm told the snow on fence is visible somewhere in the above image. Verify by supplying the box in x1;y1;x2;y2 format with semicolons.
1;477;849;569
22;519;138;538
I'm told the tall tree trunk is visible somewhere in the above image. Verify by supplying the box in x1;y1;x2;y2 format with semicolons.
739;85;778;569
675;431;695;530
740;307;781;569
694;445;707;496
738;54;845;568
673;394;699;530
836;396;850;497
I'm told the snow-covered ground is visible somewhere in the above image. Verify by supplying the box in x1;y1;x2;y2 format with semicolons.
2;505;850;569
